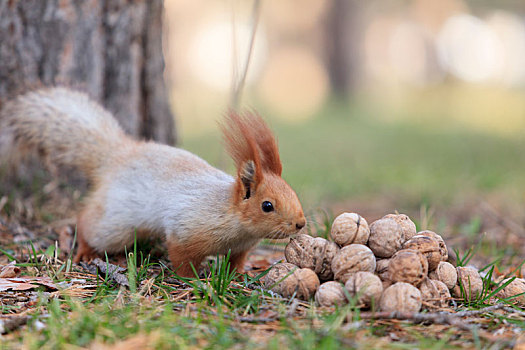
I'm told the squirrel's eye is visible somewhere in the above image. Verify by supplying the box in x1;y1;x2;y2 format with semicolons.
261;201;274;213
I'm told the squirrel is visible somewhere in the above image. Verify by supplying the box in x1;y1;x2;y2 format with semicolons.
0;87;306;277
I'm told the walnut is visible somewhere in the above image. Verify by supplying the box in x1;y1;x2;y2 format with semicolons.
311;237;340;280
454;266;483;301
284;234;314;266
344;271;383;307
368;218;404;258
402;234;441;271
315;281;347;307
418;230;448;262
388;249;428;287
375;258;391;281
433;279;452;305
382;214;417;241
380;282;422;312
263;262;297;291
285;234;339;280
331;244;376;283
382;279;393;290
419;278;449;307
330;212;370;246
263;262;320;300
496;278;525;305
429;261;457;289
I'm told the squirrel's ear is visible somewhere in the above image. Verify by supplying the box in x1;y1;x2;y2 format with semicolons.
239;160;258;199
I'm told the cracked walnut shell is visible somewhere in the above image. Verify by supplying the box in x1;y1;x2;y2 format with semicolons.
402;234;441;271
388;249;428;287
263;262;320;300
285;234;340;280
433;279;452;305
419;278;449;307
368;218;404;258
418;230;448;262
331;244;376;283
330;213;370;246
284;234;314;266
375;258;391;281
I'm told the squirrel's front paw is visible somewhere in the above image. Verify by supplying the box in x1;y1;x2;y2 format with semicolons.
73;243;99;263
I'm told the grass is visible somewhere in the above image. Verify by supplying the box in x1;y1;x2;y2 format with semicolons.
2;238;524;349
23;298;249;349
2;245;355;349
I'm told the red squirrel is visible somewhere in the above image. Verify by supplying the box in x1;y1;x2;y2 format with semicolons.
0;87;306;276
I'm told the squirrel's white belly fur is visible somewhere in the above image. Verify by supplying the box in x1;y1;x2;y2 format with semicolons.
87;143;258;255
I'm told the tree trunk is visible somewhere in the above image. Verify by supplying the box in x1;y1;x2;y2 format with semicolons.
0;0;176;145
325;0;361;97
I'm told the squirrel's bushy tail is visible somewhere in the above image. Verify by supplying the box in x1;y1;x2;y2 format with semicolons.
0;87;130;179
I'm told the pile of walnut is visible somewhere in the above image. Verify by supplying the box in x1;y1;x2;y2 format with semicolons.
262;212;525;312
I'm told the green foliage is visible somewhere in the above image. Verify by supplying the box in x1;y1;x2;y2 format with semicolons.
172;251;270;314
22;298;250;349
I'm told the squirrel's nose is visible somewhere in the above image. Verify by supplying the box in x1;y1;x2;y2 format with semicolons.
295;218;306;230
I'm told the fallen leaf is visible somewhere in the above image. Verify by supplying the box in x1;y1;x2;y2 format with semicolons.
0;262;21;278
0;276;57;291
0;279;34;291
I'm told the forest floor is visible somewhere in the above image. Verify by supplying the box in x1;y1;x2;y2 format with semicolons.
1;184;524;349
0;201;525;349
1;104;525;349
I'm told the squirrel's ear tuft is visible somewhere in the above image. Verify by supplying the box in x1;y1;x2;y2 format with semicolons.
221;111;263;178
248;111;282;176
221;110;282;177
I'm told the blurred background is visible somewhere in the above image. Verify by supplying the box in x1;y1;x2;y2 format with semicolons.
163;0;525;222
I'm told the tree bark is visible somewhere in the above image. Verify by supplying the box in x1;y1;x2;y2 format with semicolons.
0;0;176;145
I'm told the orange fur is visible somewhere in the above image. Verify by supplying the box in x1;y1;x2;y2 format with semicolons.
221;111;263;176
221;111;284;204
247;112;282;176
221;111;282;175
168;236;215;277
229;250;249;274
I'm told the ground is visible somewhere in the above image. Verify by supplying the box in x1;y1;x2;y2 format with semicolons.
1;100;525;349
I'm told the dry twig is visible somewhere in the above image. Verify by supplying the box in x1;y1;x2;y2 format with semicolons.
80;258;129;287
357;304;524;332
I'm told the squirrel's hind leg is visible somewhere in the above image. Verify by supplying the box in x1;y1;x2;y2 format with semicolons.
73;228;99;262
73;202;103;263
230;250;249;274
167;239;208;278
